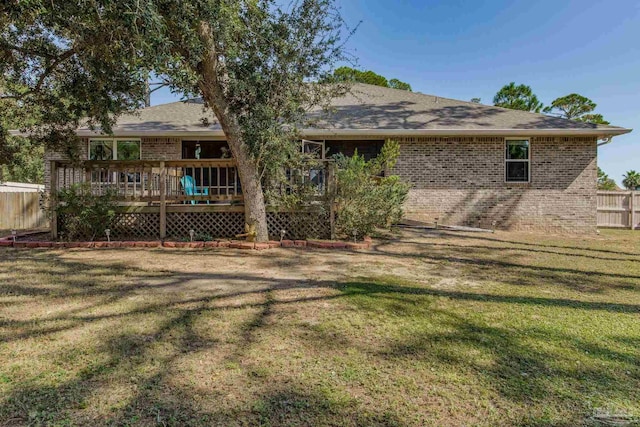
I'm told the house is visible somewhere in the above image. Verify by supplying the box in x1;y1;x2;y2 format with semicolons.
45;83;631;238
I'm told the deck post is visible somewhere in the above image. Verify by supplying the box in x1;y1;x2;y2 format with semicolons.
159;161;167;239
84;163;91;187
50;161;58;239
330;202;336;240
327;162;337;240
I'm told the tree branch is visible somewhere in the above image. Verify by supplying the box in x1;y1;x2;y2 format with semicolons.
0;47;76;101
0;41;58;59
33;48;77;94
148;82;169;94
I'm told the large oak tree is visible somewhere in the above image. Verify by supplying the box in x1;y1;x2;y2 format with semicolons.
1;0;351;241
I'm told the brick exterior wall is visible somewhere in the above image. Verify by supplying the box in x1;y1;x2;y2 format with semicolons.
141;137;181;160
391;136;598;233
44;135;598;233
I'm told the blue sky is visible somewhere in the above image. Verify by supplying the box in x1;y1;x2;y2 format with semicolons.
153;0;639;186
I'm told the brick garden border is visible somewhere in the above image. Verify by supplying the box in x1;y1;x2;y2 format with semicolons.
0;235;372;251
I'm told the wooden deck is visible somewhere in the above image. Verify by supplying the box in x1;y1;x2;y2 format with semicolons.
50;159;334;239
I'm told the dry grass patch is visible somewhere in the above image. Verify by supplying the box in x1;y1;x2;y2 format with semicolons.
0;229;639;426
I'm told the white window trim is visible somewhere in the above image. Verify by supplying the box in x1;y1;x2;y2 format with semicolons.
88;138;142;160
302;139;326;160
504;137;531;183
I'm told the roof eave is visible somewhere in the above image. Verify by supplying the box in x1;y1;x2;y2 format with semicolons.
74;127;632;139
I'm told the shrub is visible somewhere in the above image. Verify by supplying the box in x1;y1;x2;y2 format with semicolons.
333;139;409;239
50;183;117;241
264;156;332;240
597;167;618;191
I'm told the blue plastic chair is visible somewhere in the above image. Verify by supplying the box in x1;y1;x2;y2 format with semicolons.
180;175;210;205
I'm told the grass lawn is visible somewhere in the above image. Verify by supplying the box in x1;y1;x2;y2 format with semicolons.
0;229;638;426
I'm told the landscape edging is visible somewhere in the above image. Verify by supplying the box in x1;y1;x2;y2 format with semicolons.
0;236;372;251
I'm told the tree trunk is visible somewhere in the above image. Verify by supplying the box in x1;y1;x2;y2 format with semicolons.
199;90;270;241
226;136;269;241
197;22;270;242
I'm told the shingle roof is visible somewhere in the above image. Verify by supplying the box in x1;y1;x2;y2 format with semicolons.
76;83;630;137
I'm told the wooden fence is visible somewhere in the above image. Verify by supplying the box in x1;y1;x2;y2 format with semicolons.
0;192;49;230
597;191;639;229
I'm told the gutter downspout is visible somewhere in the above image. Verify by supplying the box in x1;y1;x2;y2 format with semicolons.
597;136;613;147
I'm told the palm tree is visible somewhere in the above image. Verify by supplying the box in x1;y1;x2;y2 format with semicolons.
622;170;640;190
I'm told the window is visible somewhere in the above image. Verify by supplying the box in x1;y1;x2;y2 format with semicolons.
181;140;230;159
295;140;327;193
89;139;141;183
89;139;114;160
325;140;384;161
302;139;325;159
89;139;140;160
505;139;530;182
116;140;141;160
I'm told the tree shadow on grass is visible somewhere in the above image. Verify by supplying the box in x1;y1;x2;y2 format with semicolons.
326;281;640;424
0;274;408;425
377;312;637;422
368;235;640;293
389;233;640;264
337;281;640;313
1;244;639;425
427;229;640;258
0;249;639;344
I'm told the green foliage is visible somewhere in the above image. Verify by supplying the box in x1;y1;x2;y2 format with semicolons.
0;137;43;183
470;98;481;104
51;184;117;241
333;140;409;239
576;113;610;125
493;82;544;112
195;233;214;242
388;78;412;91
2;0;350;170
543;94;610;124
330;66;412;91
1;2;149;158
3;0;356;241
597;167;618;190
622;170;640;190
145;0;352;180
264;155;331;239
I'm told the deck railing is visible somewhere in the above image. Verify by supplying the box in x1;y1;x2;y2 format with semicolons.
51;159;242;203
51;159;335;203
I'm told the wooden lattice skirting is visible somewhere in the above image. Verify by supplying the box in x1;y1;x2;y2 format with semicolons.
111;212;161;239
58;212;161;240
266;211;330;240
59;207;330;240
166;212;245;239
